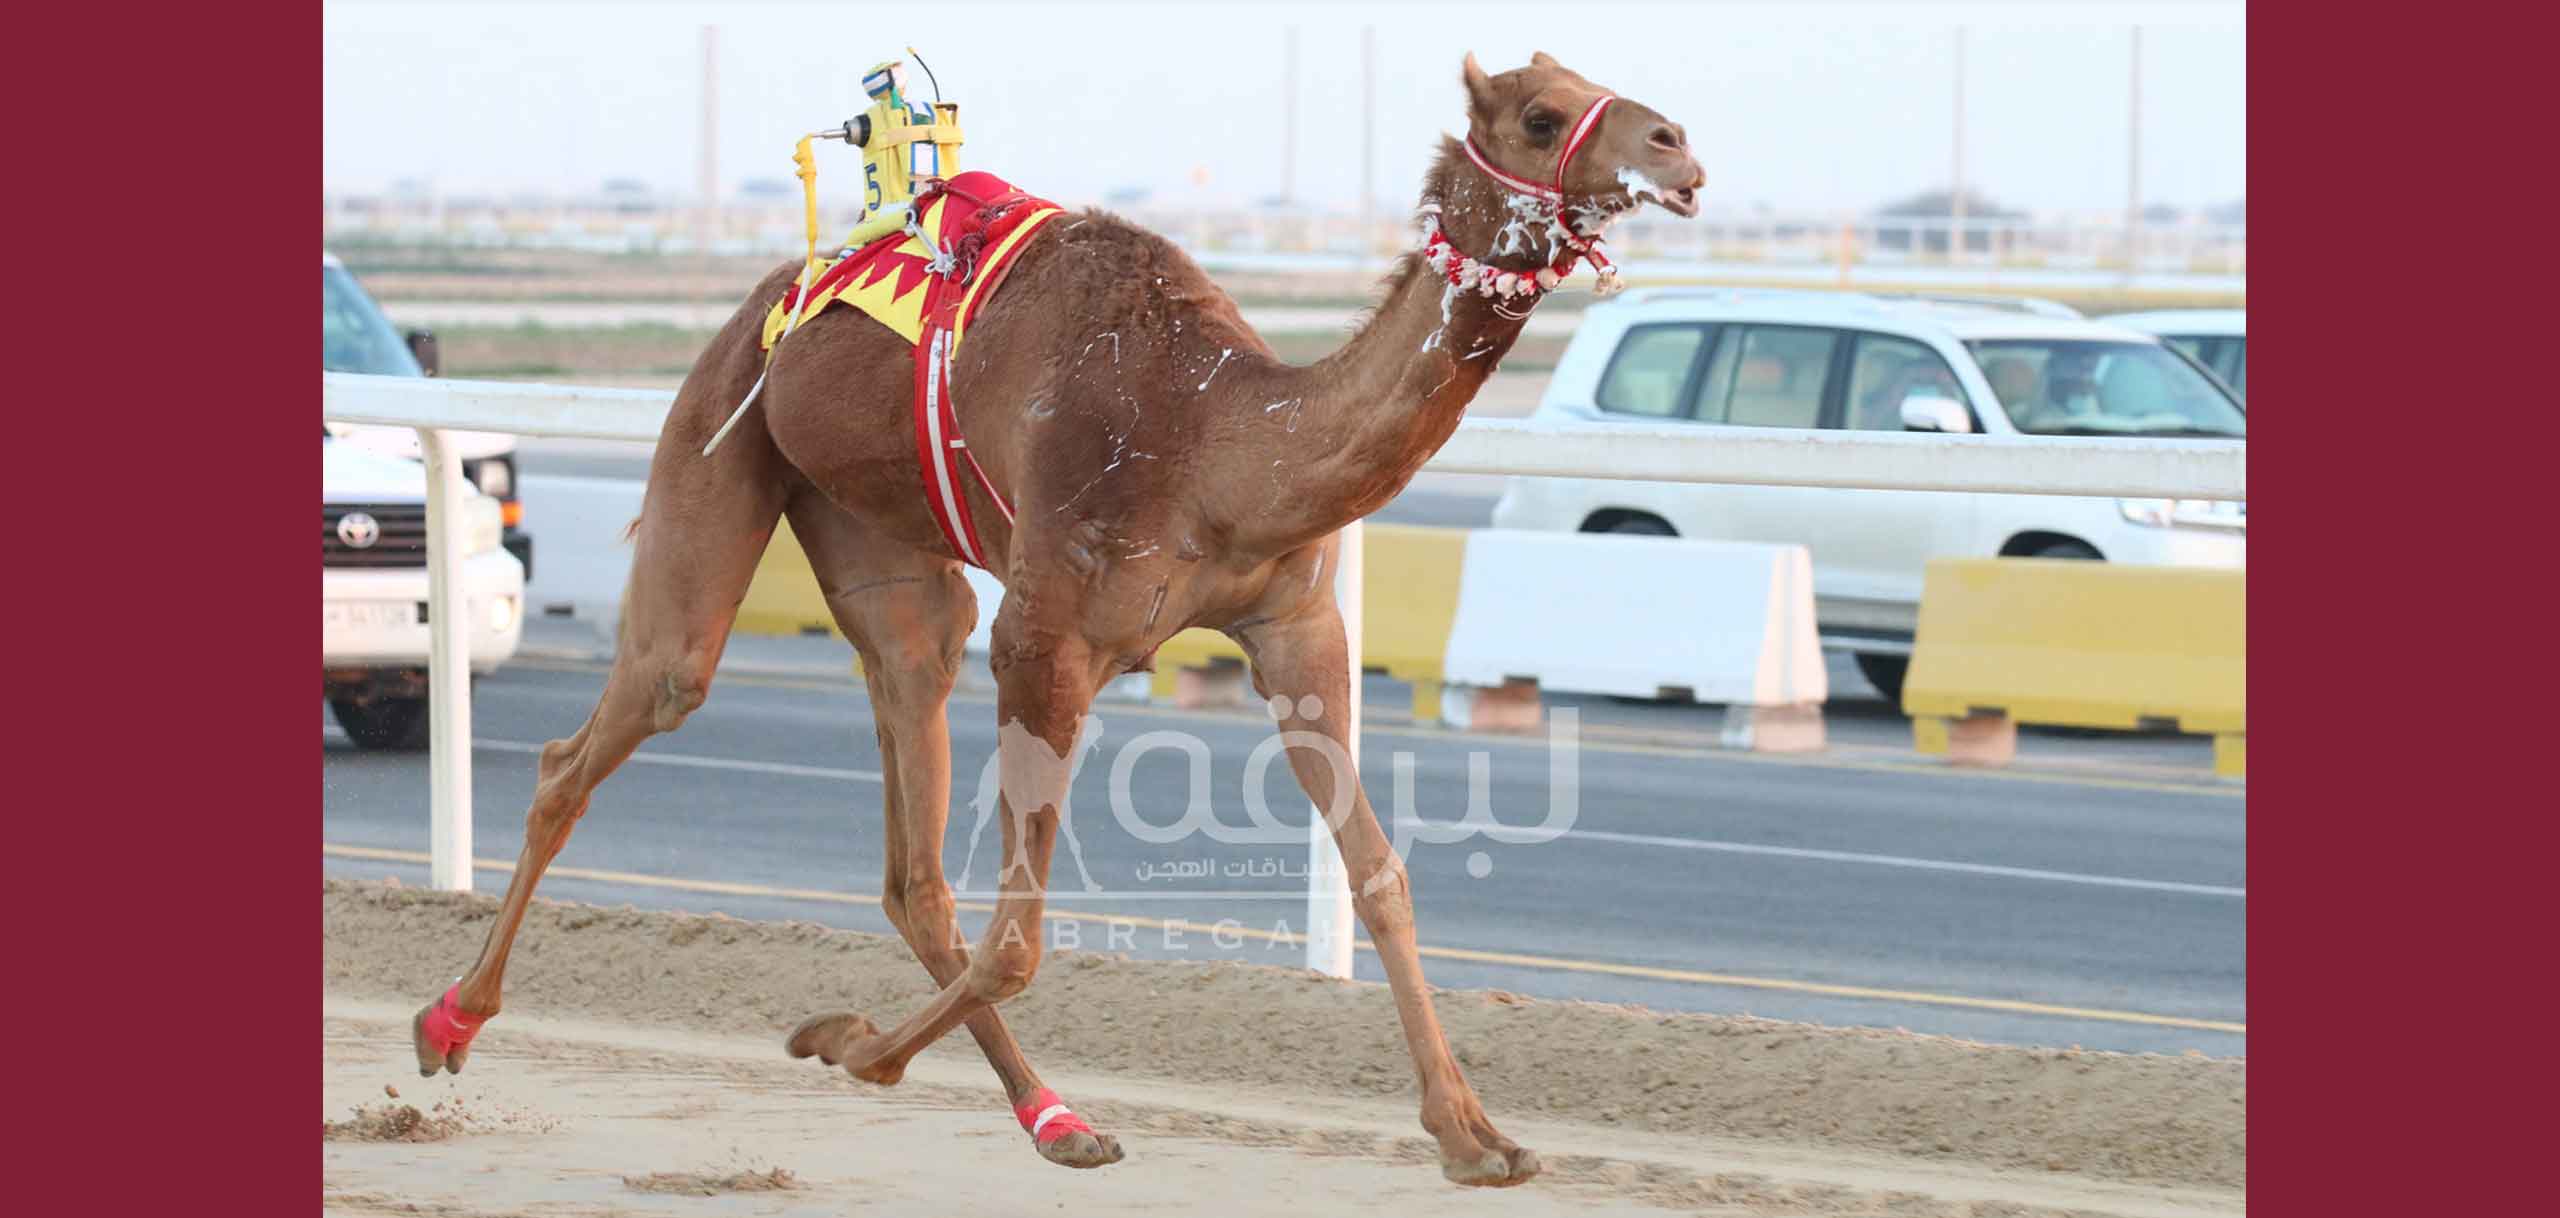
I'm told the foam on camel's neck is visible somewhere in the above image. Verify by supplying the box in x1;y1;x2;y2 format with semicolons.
1240;140;1583;551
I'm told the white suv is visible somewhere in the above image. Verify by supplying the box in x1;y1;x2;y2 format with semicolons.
323;434;525;748
1489;288;2245;701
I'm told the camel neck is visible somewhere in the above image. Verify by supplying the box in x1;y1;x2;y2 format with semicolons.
1232;141;1557;553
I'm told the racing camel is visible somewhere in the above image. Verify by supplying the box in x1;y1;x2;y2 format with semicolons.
410;52;1703;1188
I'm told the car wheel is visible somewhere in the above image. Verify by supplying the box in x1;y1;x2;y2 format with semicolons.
330;694;431;750
1854;653;1909;705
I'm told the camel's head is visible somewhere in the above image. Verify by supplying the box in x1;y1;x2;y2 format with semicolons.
1460;51;1704;218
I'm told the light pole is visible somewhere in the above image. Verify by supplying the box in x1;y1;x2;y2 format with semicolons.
1950;26;1967;266
1361;26;1378;253
2126;25;2144;285
697;25;719;253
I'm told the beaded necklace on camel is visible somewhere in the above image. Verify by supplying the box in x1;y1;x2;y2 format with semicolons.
1421;93;1626;322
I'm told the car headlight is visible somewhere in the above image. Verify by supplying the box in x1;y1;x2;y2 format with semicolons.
469;455;514;500
466;495;504;555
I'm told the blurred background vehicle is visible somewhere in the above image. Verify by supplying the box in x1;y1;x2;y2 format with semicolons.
324;251;534;577
323;437;526;749
2106;309;2244;400
1490;288;2245;703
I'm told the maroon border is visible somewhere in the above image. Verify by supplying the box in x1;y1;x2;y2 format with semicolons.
2251;2;2542;1211
24;4;306;1210
35;6;2536;1212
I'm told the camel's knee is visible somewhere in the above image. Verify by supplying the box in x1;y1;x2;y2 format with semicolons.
526;739;594;838
964;927;1043;1003
1351;860;1416;939
651;663;713;733
897;869;957;925
878;859;912;937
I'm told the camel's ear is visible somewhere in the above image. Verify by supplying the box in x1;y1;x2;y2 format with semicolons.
1461;52;1499;119
1530;51;1561;69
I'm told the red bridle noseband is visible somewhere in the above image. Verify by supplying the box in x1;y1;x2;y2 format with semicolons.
1434;94;1623;314
1461;94;1614;204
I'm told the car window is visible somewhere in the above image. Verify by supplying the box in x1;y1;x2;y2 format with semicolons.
1696;326;1837;429
2165;336;2246;403
1595;324;1709;418
1967;339;2244;436
1844;334;1967;431
325;265;424;377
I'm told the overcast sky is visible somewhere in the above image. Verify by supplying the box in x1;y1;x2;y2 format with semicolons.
321;0;2243;216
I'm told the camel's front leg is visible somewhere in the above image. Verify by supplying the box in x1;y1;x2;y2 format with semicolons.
1242;602;1542;1188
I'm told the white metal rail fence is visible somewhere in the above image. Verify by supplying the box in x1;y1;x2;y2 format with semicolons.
324;371;2246;976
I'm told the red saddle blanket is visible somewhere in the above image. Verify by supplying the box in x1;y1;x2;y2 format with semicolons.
762;171;1062;354
762;171;1062;570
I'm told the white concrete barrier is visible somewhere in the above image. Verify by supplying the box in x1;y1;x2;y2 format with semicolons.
1439;532;1827;749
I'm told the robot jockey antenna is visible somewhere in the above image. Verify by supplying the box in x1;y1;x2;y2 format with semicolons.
817;51;967;249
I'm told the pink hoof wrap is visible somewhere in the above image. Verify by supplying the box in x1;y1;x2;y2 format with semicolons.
1014;1087;1093;1145
420;985;488;1057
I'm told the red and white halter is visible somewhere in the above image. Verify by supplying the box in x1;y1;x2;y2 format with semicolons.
1428;94;1622;318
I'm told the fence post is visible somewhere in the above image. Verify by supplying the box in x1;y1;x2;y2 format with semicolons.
1305;520;1362;977
419;427;475;892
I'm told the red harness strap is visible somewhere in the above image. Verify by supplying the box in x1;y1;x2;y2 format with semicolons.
1458;94;1619;282
907;175;1050;569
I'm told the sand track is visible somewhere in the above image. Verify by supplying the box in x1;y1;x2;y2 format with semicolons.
323;880;2241;1216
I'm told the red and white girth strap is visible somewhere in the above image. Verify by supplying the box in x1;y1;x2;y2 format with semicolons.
1458;93;1620;285
912;315;1012;570
908;184;1048;571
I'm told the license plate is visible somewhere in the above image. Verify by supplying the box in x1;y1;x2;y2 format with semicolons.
325;601;416;630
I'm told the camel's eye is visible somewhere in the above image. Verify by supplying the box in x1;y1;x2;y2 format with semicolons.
1522;110;1559;144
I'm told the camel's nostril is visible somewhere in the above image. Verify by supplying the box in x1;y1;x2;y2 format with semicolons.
1648;126;1681;151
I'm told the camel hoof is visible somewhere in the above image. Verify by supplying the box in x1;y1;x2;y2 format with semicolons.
784;1012;877;1066
1037;1129;1127;1169
1443;1144;1541;1188
849;1050;906;1087
409;1000;472;1077
784;1012;903;1086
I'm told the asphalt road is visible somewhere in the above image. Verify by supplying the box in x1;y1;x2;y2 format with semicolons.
324;644;2244;1058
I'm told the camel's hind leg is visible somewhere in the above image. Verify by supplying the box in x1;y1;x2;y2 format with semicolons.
410;393;789;1076
783;587;1111;1103
775;495;1122;1168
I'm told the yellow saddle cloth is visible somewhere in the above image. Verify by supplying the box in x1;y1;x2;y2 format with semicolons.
759;179;1060;354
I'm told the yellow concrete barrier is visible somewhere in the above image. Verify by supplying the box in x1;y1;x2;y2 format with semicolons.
733;522;1469;717
1150;524;1470;721
734;518;840;639
1904;558;2245;776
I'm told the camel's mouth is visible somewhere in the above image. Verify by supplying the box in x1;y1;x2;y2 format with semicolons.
1637;186;1700;218
1613;167;1701;219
